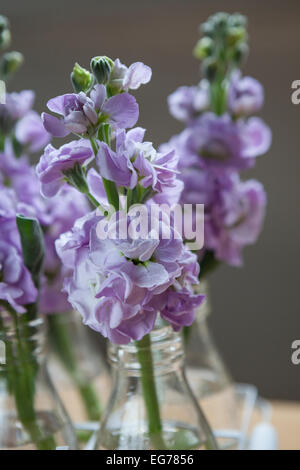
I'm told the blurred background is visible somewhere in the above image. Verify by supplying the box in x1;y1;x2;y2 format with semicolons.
1;0;299;400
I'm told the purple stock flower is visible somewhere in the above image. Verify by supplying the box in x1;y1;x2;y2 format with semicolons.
109;59;152;93
15;110;51;152
172;112;271;171
42;185;89;271
38;185;89;315
0;188;37;313
42;84;139;137
56;210;204;343
228;70;264;116
36;140;93;197
97;127;178;194
0;140;30;180
168;81;210;122
0;139;89;314
181;169;267;266
159;289;205;331
3;90;35;120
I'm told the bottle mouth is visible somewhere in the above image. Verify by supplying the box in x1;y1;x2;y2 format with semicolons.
108;322;184;374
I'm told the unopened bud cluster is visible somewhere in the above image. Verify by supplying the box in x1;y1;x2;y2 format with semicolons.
0;15;24;81
194;12;248;82
71;56;115;94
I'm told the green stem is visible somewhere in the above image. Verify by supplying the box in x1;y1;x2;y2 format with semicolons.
136;334;166;449
87;192;102;210
102;178;119;211
210;77;227;116
1;306;57;450
47;314;102;422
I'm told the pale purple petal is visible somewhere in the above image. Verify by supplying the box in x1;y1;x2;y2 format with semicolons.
123;62;152;90
90;84;107;110
96;142;135;187
42;112;69;137
242;118;272;158
86;168;108;205
102;93;139;129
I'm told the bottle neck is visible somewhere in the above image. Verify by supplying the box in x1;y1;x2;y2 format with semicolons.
108;321;184;375
194;280;211;323
0;310;45;371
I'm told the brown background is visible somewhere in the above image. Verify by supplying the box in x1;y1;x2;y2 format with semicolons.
2;0;300;400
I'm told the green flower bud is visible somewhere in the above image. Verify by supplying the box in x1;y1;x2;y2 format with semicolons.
0;29;11;50
71;62;94;93
211;12;229;29
228;13;247;28
90;56;114;85
201;57;218;82
0;16;9;34
232;42;249;65
200;21;215;38
227;26;246;46
0;51;24;79
193;37;214;60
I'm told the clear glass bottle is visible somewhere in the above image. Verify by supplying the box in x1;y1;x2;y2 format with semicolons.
47;311;111;426
185;282;241;449
96;320;218;450
0;311;78;450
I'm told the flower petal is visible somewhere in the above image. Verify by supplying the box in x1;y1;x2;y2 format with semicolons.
123;62;152;90
102;93;139;129
42;112;69;137
90;84;106;111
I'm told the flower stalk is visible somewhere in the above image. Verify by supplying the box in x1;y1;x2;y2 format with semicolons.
47;313;102;422
136;334;166;449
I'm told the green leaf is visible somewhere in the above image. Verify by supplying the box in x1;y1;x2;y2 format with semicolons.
16;215;45;289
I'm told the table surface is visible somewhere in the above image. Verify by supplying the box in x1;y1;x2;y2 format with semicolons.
270;401;300;450
57;368;300;450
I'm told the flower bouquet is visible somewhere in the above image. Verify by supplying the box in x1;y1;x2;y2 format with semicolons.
162;12;271;448
35;54;218;449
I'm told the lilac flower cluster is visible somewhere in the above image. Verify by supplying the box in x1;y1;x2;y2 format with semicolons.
0;90;89;315
0;188;37;313
56;211;203;343
97;128;178;194
36;56;205;342
165;68;271;267
180;169;266;266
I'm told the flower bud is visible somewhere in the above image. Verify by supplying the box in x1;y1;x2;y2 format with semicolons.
201;57;218;82
71;62;94;93
0;28;11;50
90;56;114;85
200;21;214;38
0;16;9;34
233;42;249;65
211;12;229;30
227;26;246;46
0;51;24;79
228;13;247;28
193;37;214;60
